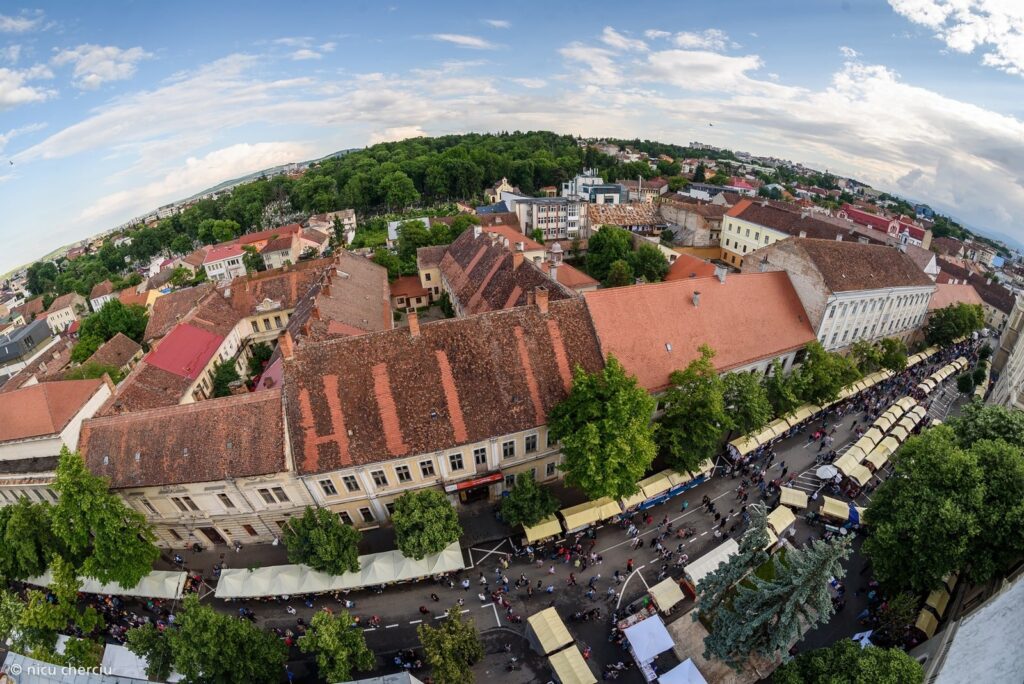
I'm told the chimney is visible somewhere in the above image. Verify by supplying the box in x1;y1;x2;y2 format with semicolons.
759;255;769;273
473;225;481;239
526;289;535;307
798;230;807;239
692;291;701;307
513;251;524;269
407;308;420;337
549;262;559;283
716;266;727;284
279;330;294;360
311;305;321;321
516;241;525;252
535;287;549;314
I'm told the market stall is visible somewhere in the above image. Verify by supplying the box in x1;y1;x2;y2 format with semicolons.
658;659;709;684
26;569;187;601
767;505;796;536
560;497;621;532
524;515;562;543
846;463;874;487
683;538;740;596
649;578;686;615
819;496;851;522
915;609;939;639
779;487;809;509
926;589;951;618
527;607;573;655
624;614;675;682
549;645;597;684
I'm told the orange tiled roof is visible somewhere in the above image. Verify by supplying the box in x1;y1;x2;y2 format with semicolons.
583;272;816;392
665;254;718;281
390;276;430;299
928;283;984;311
0;379;105;443
84;332;142;369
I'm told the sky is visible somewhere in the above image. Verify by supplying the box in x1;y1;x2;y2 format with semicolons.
2;0;1024;273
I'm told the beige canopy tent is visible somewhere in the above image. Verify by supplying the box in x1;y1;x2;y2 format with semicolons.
779;487;809;509
846;463;874;487
649;577;686;614
864;447;890;471
889;424;911;443
767;505;796;535
941;572;959;593
26;569;187;601
524;515;563;543
728;434;760;458
528;607;573;655
872;413;896;432
787;404;819;425
690;459;716;480
620;489;647;510
894;396;917;412
861;426;885;445
214;542;465;599
906;352;927;367
684;539;740;590
833;453;862;476
926;589;951;617
916;609;939;638
549;645;597;684
560;497;620;531
843;444;868;464
863;369;894;387
820;496;850;521
639;472;673;499
668;470;695;488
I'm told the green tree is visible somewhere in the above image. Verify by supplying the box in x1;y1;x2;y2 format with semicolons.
19;556;105;666
694;504;771;617
396;219;432;264
763;359;801;417
873;591;919;645
978;343;992;361
392;490;463;560
722;371;772;438
381;171;420;210
299;610;375;683
549;355;657;500
794;342;860;405
948;402;1024;448
606;258;634;287
774;640;923;684
879;337;908;372
126;623;175;681
500;471;559;528
246;341;274;380
658;345;729;472
530;228;545;244
864;427;983;592
965;439;1024;582
282;506;361;575
693;163;706;183
64;362;125;384
371;248;403;281
51;447;160;588
972;363;988;387
71;299;148;363
704;536;852;669
0;589;25;649
417;608;484;684
168;266;194;288
956;373;975;394
241;245;265;274
169;234;193;255
850;340;883;374
27;261;59;295
210;359;241;397
925;303;985;347
628;243;669;282
586;226;633;283
0;498;61;580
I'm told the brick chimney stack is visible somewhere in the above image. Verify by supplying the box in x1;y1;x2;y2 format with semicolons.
512;251;524;269
407;308;420;337
536;287;549;314
279;330;294;360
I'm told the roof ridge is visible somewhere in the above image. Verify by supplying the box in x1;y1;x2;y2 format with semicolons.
86;387;281;427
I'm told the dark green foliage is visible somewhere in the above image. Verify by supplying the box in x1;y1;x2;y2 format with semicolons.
282;506;361;575
417;608;484;684
658;345;729;473
925;303;985;347
956;373;975;394
211;359;240;397
500;471;559;528
628;243;669;282
71;299;148;363
392;490;463;560
246;341;274;380
586;226;633;283
606;259;634;287
774;640;923;684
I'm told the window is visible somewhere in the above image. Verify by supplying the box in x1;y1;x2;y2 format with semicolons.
139;497;158;515
754;232;760;241
449;453;465;471
502;440;516;459
420;460;435;478
525;435;538;453
273;315;283;328
342;475;360;492
546;462;557;477
764;235;770;244
473;447;487;466
360;507;375;523
745;228;750;237
338;511;353;525
842;330;849;342
385;502;396;516
371;470;388;487
547;431;557;448
828;306;835;319
504;474;516;488
425;272;432;281
263;318;271;330
243;524;258;536
395;465;412;483
168;529;182;541
217;493;236;509
257;488;275;504
271;487;289;503
320;479;338;496
251;321;259;333
853;328;860;338
171;497;189;513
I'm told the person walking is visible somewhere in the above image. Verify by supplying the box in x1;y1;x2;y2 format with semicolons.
430;593;439;602
626;559;634;573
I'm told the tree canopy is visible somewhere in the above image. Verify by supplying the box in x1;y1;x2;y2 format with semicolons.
658;345;730;473
392;490;463;560
0;498;61;581
71;299;149;363
925;303;985;347
549;355;657;500
417;607;484;684
282;506;362;575
299;610;375;683
586;226;633;284
628;242;669;282
763;359;801;417
793;342;861;406
774;640;924;684
722;370;772;438
500;471;559;528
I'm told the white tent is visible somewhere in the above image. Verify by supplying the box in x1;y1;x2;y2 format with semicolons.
100;643;184;682
624;615;674;664
25;569;187;600
685;539;740;589
214;542;466;598
658;658;709;684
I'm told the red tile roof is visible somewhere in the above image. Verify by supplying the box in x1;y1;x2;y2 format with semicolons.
765;239;935;292
144;283;216;341
237;224;301;246
203;244;244;264
540;262;600;290
144;323;224;380
259;235;296;254
118;288;148;308
841;204;926;240
928;283;984;311
14;297;44;320
482;224;543;251
283;298;603;473
45;292;82;314
390;275;431;299
81;389;285;489
84;332;142;368
665;254;718;281
228;258;331;317
583;273;816;392
96;361;193;416
89;280;114;300
0;379;106;443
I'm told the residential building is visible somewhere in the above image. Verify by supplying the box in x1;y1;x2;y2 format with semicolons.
237;224;302;253
485;176;519;204
390;276;431;310
932;237;966;259
416;245;446;301
967;274;1015;330
227;257;335;342
0;311;25;336
299;228;331;256
12;297;44;323
89;280;117;312
504;195;589;241
991;295;1024;410
560;169;604;198
964;241;998;268
202;244;246;282
724;177;757;196
582;272;817;392
0;338;74;392
0;378;112;505
720;199;853;268
620;177;669;203
658;197;727;247
44;292;87;334
576;183;629;204
260;234;300;270
0;319;57;384
587;202;664;235
80;389;312;547
143;283;217;343
82;332;143;375
308;209;357;245
837;204;932;249
742;238;935;351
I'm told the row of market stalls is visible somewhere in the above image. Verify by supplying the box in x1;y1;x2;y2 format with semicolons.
831;396;928;487
916;356;969;396
213;541;465;599
527;607;596;684
25;569;188;601
523;460;716;544
915;572;959;639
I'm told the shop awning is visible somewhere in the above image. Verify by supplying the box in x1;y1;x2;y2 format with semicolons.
685;539;740;588
728;435;760;457
843;444;868;464
764;527;778;550
767;505;796;535
779;487;809;509
25;569;186;601
864;449;889;471
624;615;674;664
620;489;647;510
548;645;597;684
916;609;939;638
846;464;874;487
658;659;709;684
926;589;951;617
820;496;849;521
595;497;623;520
524;515;562;543
639;472;673;499
649;577;686;614
528;607;573;655
560;500;604;530
667;470;694;488
689;459;716;480
445;472;503;492
788;404;818;425
862;426;885;445
833;453;861;476
889;425;910;442
895;396;917;412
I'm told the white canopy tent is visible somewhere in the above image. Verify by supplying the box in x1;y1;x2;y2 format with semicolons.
658;658;709;684
215;542;465;598
684;538;740;590
25;569;187;601
624;615;674;664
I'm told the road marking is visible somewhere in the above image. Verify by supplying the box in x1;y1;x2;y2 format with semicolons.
409;619;422;625
385;624;399;629
490;603;502;627
363;628;376;632
615;564;647;610
469;539;508;568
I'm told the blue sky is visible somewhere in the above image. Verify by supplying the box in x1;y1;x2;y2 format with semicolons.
2;0;1024;273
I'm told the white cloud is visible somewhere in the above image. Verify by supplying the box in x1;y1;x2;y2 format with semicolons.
0;11;43;33
290;49;322;60
672;29;738;51
2;45;21;63
273;36;314;48
0;64;54;109
369;125;427;145
839;45;860;58
644;30;671;39
80;141;313;222
510;77;547;88
320;42;336;53
431;33;496;50
483;19;510;29
0;122;45;153
52;44;152;89
600;27;647;52
889;0;1024;75
275;36;336;60
559;43;621;84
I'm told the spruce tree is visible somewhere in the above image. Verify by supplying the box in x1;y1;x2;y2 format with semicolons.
694;504;770;618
